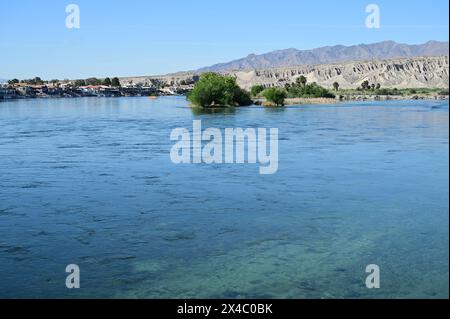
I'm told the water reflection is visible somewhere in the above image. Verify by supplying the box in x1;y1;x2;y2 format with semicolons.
191;106;237;115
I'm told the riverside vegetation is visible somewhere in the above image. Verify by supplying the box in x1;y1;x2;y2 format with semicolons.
187;73;337;108
187;73;252;108
186;72;448;109
3;73;448;104
252;76;336;107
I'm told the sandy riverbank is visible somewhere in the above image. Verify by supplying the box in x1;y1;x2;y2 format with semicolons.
257;94;449;107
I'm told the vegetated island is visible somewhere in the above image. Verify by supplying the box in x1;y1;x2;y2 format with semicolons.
187;73;449;109
186;73;340;108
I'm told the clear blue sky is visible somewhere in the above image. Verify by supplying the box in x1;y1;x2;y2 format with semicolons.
0;0;448;79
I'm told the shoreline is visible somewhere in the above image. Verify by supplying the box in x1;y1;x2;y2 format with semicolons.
255;94;449;107
1;94;449;105
335;93;449;102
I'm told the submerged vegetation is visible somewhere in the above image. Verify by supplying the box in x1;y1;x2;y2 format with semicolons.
187;73;252;108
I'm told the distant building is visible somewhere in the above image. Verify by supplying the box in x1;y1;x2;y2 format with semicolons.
16;86;35;96
0;87;16;99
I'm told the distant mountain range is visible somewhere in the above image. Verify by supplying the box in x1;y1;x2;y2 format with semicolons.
198;40;449;72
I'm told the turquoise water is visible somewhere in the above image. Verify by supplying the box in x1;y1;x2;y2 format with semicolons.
0;96;448;298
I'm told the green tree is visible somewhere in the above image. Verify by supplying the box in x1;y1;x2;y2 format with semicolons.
85;78;101;86
103;77;112;86
74;79;86;87
287;82;335;98
233;86;253;106
361;80;370;90
296;76;307;87
263;87;287;106
376;83;381;90
33;77;44;85
250;85;265;97
187;73;252;107
111;77;121;87
8;79;19;85
333;82;340;91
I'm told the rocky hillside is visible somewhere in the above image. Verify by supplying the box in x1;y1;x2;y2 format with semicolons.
231;56;449;89
198;41;449;72
122;56;449;90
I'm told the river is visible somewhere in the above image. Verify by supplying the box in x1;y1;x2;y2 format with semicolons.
0;96;448;298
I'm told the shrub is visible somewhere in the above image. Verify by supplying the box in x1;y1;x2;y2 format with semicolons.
188;73;252;107
263;87;287;106
374;88;402;96
287;82;335;98
250;85;265;97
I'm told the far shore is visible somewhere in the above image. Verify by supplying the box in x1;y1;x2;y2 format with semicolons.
2;94;449;105
1;81;449;106
254;94;449;107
